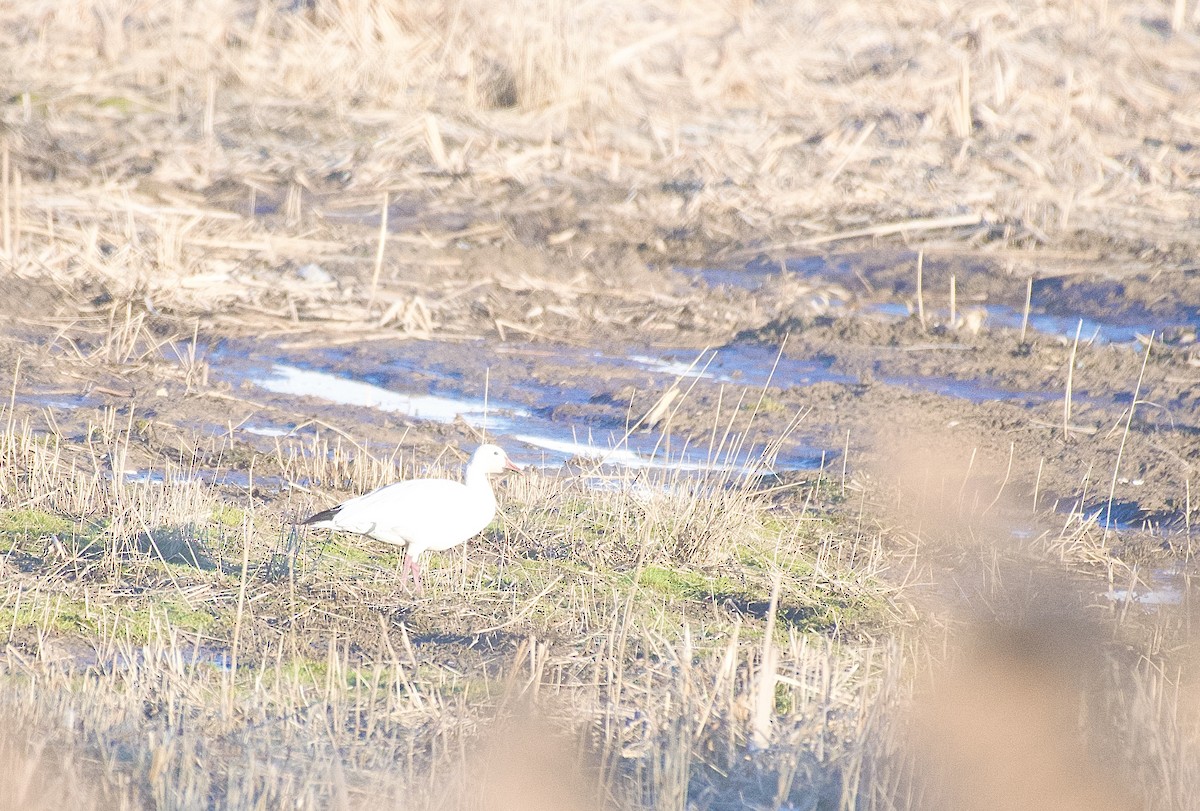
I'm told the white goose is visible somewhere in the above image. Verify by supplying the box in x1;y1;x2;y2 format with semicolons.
302;444;521;592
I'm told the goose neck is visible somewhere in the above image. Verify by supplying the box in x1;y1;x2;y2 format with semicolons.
464;466;491;491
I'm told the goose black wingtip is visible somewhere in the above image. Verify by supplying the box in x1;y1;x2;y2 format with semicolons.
301;505;342;525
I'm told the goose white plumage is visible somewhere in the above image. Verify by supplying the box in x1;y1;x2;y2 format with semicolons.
301;444;520;592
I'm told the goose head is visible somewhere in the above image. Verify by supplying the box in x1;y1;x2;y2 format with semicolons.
469;444;522;476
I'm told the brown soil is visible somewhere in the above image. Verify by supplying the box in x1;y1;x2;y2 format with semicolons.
5;249;1196;550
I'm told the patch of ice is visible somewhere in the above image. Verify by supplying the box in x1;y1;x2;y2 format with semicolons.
255;364;527;428
242;424;294;437
509;433;648;467
510;432;769;475
1107;567;1186;607
1106;588;1183;606
627;353;728;381
122;469;165;485
296;263;334;285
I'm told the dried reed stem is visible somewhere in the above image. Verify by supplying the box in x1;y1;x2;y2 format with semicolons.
790;213;981;249
841;429;851;495
916;251;926;329
1020;276;1033;342
954;59;972;138
227;513;253;714
1063;319;1082;435
949;274;956;325
751;573;782;749
1;139;9;258
370;191;390;307
1033;456;1045;512
1103;333;1152;536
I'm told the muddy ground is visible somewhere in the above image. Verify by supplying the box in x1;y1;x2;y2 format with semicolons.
5;235;1197;564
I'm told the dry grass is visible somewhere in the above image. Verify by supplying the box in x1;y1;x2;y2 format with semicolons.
2;0;1200;806
2;376;1200;807
1;0;1197;344
3;363;1200;808
0;399;899;808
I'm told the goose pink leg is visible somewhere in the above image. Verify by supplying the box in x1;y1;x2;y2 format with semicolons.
402;555;424;595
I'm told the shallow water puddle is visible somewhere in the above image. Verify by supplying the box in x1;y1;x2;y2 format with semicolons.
883;373;1060;405
241;423;298;438
622;342;1071;405
62;642;236;674
507;431;783;475
208;331;1095;477
14;387;95;411
860;300;1151;346
1107;567;1186;607
256;363;528;431
118;466;283;491
623;344;849;388
981;305;1148;345
686;258;1192;345
213;344;826;474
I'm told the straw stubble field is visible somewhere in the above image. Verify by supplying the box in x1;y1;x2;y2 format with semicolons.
2;0;1200;808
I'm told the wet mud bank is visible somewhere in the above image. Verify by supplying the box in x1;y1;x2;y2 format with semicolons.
4;251;1197;564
